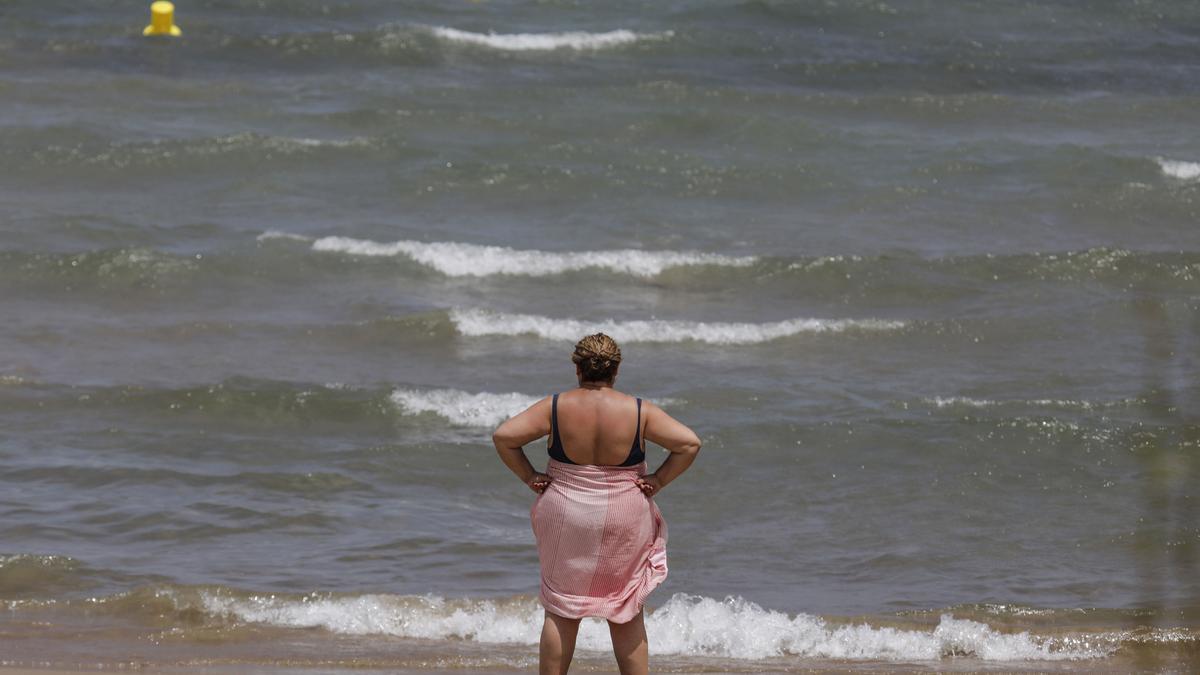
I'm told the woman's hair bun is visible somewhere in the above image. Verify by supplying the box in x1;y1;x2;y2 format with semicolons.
571;333;622;382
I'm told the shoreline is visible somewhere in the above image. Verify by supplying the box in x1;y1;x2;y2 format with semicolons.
4;658;1193;673
0;637;1178;670
2;597;1196;674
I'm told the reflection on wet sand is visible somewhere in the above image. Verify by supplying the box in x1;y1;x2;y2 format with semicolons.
1130;294;1200;671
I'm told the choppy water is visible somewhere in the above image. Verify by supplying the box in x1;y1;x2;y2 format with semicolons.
2;0;1199;670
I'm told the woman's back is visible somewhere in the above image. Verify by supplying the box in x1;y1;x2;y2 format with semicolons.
550;389;644;467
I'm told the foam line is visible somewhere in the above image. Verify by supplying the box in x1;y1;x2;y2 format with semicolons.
389;388;542;428
449;308;906;345
428;27;672;51
306;235;757;278
199;591;1109;661
389;387;681;427
1156;157;1200;180
257;230;314;243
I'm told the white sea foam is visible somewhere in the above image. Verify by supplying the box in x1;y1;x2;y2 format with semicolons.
389;388;542;428
307;235;757;278
257;230;314;243
450;308;906;345
1156;157;1200;181
199;591;1108;661
429;27;671;51
389;387;681;427
200;591;542;645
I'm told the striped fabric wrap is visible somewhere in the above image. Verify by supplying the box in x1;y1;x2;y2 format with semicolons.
531;458;668;623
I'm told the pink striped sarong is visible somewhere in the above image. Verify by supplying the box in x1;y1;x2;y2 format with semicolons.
531;458;668;623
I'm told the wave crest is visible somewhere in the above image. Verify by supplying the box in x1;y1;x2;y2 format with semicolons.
389;388;541;428
449;308;906;345
305;234;756;278
428;27;672;51
389;387;682;427
649;594;1105;660
257;234;1200;289
1156;157;1200;181
197;590;1109;661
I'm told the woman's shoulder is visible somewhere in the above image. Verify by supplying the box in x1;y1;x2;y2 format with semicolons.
560;388;639;400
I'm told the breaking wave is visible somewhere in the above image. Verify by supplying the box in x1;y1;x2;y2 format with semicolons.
427;27;672;51
196;590;1111;661
1156;157;1200;181
448;308;906;344
389;388;542;428
271;232;758;278
258;234;1200;288
389;387;682;427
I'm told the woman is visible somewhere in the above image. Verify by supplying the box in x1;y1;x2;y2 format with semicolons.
493;333;701;675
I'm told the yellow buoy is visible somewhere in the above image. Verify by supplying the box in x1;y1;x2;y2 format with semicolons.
143;1;182;37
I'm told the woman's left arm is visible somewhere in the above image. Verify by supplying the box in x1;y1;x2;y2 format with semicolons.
493;397;553;493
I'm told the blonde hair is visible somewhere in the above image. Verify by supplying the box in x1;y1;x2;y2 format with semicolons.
572;333;622;382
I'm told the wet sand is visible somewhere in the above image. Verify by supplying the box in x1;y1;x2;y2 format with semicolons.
2;654;1196;674
1;613;1196;674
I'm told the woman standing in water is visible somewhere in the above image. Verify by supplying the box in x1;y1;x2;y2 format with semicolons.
493;333;702;675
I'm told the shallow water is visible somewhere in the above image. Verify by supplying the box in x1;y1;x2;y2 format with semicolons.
1;0;1198;669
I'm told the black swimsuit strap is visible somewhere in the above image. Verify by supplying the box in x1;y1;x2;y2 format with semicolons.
551;393;559;441
548;393;575;464
620;397;646;467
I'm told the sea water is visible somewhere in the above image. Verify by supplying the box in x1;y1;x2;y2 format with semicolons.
1;0;1198;670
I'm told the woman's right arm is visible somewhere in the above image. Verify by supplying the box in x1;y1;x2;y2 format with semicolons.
637;402;701;496
493;397;554;493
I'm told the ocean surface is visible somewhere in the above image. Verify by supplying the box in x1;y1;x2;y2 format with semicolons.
1;0;1199;670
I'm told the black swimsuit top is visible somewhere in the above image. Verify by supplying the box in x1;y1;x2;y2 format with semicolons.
548;393;645;467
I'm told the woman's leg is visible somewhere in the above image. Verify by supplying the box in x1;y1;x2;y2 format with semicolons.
607;609;648;675
540;610;581;675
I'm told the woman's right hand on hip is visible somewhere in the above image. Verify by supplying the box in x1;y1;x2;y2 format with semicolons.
527;472;552;494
